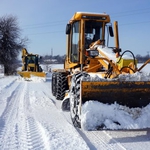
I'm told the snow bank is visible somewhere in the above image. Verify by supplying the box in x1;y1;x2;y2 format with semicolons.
81;66;150;131
118;72;150;81
0;76;17;91
18;76;46;82
28;76;46;82
82;72;150;81
81;101;150;130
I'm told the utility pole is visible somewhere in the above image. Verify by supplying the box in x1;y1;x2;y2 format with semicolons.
51;48;53;64
147;51;150;58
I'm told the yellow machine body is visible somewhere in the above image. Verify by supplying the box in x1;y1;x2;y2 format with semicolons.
117;58;137;69
52;12;150;109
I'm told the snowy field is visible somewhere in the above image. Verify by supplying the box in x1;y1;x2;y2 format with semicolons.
0;63;150;149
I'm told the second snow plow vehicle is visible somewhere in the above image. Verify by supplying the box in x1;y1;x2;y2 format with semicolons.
18;48;46;79
51;12;150;128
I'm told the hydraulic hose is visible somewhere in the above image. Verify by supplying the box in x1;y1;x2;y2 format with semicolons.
117;50;136;72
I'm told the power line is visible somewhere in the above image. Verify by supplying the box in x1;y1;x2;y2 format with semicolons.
26;30;64;36
22;20;67;29
22;23;65;30
20;7;150;30
110;7;150;15
24;19;150;35
119;20;150;26
22;8;150;35
111;10;150;18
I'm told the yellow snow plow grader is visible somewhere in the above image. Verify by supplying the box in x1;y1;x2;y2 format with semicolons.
18;48;46;79
51;12;150;128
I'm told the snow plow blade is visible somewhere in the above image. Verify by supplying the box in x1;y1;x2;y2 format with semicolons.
81;81;150;108
18;71;46;78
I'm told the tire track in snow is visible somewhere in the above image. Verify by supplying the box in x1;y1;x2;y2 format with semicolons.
79;130;126;150
27;82;90;150
0;77;18;115
0;77;103;150
26;117;50;150
0;80;51;150
0;76;17;93
52;94;126;149
24;83;51;150
13;81;51;150
0;81;28;149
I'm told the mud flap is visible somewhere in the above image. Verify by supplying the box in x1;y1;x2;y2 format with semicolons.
81;81;150;108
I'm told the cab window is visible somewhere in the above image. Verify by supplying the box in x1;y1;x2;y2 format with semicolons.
85;21;103;49
70;21;80;62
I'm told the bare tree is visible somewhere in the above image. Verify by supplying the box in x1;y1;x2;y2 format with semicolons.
0;15;27;75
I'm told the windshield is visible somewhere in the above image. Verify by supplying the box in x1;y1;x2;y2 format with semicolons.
85;20;103;49
27;55;36;63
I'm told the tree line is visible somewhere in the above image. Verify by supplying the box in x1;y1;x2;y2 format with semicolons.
42;54;66;64
136;54;150;63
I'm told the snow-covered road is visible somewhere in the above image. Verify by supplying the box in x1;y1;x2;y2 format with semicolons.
0;76;89;150
0;63;150;150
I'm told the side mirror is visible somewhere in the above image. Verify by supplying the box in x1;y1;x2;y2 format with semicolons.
109;26;114;37
66;24;71;34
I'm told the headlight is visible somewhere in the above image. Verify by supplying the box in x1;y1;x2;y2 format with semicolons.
86;50;99;58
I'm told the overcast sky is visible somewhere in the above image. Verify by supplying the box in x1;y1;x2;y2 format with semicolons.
0;0;150;57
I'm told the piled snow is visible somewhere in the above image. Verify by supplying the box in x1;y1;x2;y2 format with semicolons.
80;64;150;131
81;101;150;130
82;72;150;81
0;74;4;78
18;76;46;82
118;72;150;81
97;45;134;62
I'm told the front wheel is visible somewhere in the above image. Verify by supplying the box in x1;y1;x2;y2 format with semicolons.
70;73;83;128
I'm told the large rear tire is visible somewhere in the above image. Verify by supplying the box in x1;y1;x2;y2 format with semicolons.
55;72;68;100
